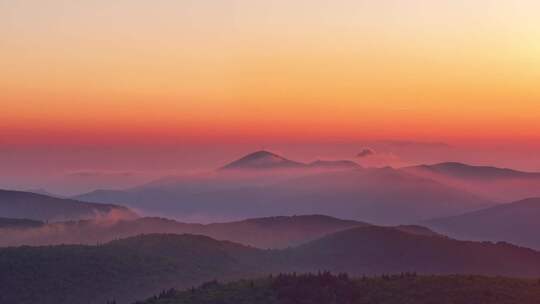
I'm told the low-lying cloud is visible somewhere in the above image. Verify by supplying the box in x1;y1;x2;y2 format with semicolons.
355;148;410;168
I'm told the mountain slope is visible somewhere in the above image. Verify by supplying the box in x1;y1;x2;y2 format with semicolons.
255;168;492;224
26;188;62;198
404;162;540;202
0;189;137;221
76;167;493;225
204;215;368;248
409;162;540;179
289;226;540;277
0;234;267;304
425;198;540;250
3;227;540;303
0;215;368;249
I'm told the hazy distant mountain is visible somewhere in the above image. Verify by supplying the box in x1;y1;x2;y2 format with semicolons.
404;162;540;202
4;226;540;303
408;162;540;179
76;156;492;225
220;150;307;170
0;215;368;249
243;168;491;224
425;197;540;250
219;150;360;171
0;189;137;222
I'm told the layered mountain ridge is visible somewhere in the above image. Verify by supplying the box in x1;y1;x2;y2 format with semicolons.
3;226;540;304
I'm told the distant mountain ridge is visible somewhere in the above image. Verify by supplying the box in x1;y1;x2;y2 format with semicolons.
426;197;540;250
75;154;493;225
0;189;137;222
0;214;369;249
404;162;540;202
407;162;540;179
220;150;360;171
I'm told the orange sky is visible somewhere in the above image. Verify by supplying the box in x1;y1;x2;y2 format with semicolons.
2;0;540;145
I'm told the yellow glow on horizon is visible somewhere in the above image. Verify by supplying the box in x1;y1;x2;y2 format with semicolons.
1;0;540;143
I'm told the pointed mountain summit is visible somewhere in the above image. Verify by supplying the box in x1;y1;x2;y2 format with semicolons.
220;150;360;171
220;150;306;170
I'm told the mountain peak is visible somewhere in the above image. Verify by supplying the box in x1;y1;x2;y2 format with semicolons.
220;151;361;171
220;150;305;170
241;150;286;161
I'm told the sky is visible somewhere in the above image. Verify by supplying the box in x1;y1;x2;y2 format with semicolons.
1;0;540;193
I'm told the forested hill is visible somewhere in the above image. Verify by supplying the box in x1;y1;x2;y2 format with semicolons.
3;227;540;304
0;234;269;304
135;272;540;304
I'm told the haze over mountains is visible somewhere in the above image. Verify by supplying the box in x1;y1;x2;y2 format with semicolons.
4;198;540;253
2;151;540;304
1;153;540;304
6;0;540;302
76;151;495;224
0;214;369;249
4;150;540;250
